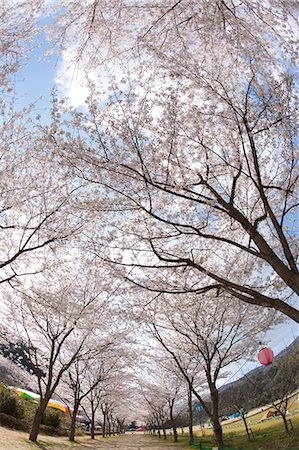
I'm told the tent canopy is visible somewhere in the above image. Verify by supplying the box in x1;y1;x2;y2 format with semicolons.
12;387;68;414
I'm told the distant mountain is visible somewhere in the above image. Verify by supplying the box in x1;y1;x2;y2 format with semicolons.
219;336;299;394
275;336;299;358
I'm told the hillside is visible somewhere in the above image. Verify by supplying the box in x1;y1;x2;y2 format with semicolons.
218;337;299;415
220;337;299;394
0;355;36;391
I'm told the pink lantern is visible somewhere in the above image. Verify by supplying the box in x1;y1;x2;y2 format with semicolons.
257;347;274;366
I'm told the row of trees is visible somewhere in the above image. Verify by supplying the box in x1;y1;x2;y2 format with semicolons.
0;257;133;442
140;342;299;442
0;1;297;447
133;293;278;446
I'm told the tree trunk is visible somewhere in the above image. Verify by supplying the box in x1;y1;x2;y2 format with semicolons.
188;384;194;446
241;413;250;440
210;384;223;447
91;407;95;440
162;427;167;439
173;426;178;442
212;415;224;448
157;420;161;438
69;402;79;442
169;399;178;442
282;414;289;434
29;399;48;442
102;409;107;437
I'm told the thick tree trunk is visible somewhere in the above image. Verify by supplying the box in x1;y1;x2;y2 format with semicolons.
210;384;223;447
212;415;223;448
29;399;48;442
173;427;178;442
188;385;194;446
69;402;79;442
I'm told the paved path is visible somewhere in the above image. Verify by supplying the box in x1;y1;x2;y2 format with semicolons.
75;434;184;450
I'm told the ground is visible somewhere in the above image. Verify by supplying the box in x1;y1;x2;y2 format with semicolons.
0;393;298;450
0;428;184;450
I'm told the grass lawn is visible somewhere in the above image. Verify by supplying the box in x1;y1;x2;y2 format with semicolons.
183;410;299;449
153;394;299;450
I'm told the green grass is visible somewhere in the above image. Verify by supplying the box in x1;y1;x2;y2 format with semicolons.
151;409;299;449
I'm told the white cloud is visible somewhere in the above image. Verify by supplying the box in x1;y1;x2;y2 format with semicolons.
54;47;94;108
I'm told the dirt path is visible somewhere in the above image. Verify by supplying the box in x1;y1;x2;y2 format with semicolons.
0;427;186;450
74;433;185;450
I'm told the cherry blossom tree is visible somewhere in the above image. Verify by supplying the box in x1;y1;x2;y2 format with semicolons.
261;351;299;435
47;1;298;322
141;293;277;446
98;374;132;438
0;0;42;91
83;360;132;439
64;335;130;441
49;1;297;79
0;3;93;290
139;363;183;442
0;98;89;288
0;260;115;442
1;1;298;321
84;371;106;439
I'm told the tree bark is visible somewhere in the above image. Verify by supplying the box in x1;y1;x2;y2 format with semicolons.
157;420;161;438
91;408;95;440
162;427;167;439
102;408;107;437
241;413;250;440
29;399;48;442
188;384;194;446
69;402;79;442
210;384;223;447
173;426;178;442
169;399;178;442
282;414;289;434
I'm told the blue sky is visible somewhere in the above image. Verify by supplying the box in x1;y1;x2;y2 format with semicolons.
14;23;57;119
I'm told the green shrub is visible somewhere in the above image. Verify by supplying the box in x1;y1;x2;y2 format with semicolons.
39;423;69;436
0;384;25;419
42;408;62;429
